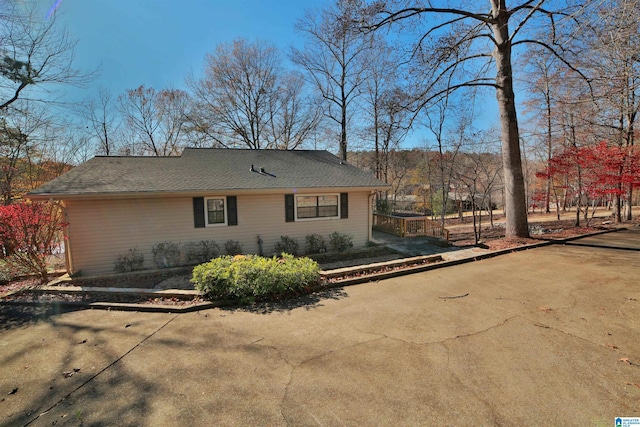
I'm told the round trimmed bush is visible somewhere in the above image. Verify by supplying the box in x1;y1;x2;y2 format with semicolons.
191;253;320;302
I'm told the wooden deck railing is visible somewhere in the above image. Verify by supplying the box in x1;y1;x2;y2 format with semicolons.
373;213;450;240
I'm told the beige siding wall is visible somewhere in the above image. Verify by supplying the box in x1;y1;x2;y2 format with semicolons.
65;192;371;276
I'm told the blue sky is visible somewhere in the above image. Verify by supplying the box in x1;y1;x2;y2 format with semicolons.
30;0;502;150
39;0;329;102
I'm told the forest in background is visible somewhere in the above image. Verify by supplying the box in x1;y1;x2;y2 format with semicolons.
2;0;639;234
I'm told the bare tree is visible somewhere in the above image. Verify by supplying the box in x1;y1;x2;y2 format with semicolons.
386;149;420;211
583;0;640;221
360;37;411;185
0;101;77;204
0;117;28;204
188;38;278;149
522;53;562;214
24;120;80;190
423;92;472;228
265;71;322;149
455;152;501;243
81;87;121;155
365;0;592;238
188;38;318;149
0;1;87;111
118;86;189;156
291;0;374;160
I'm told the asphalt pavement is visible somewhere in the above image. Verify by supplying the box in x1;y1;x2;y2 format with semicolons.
1;228;639;426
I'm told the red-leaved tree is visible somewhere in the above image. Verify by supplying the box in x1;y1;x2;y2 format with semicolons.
0;202;65;284
538;141;640;225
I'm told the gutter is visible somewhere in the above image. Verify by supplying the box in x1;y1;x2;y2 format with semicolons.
27;185;391;201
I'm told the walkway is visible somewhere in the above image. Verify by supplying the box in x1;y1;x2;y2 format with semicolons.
372;229;490;261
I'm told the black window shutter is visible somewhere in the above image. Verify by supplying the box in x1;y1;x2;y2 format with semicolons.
193;197;205;228
285;194;295;222
227;196;238;226
340;193;348;219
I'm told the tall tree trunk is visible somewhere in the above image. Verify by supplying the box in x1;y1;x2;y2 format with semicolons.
545;85;552;214
575;164;582;227
340;82;348;161
374;107;380;180
614;184;623;223
472;199;478;245
625;120;635;220
491;1;529;238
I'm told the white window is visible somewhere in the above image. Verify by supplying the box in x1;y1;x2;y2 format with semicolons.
205;197;226;226
296;194;339;220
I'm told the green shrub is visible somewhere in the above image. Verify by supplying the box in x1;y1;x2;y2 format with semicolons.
274;235;299;256
114;249;145;273
152;241;182;268
183;240;220;265
329;232;353;252
304;233;326;254
191;253;320;302
224;240;243;255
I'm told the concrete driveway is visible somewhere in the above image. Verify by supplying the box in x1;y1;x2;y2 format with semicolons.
1;229;639;426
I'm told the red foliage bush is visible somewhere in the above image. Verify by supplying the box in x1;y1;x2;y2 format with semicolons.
0;201;66;283
539;142;640;200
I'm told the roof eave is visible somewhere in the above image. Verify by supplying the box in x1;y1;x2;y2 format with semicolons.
26;185;391;201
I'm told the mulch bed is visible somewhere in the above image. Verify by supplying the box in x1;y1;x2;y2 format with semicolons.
323;256;443;283
0;278;40;296
69;267;194;289
448;219;611;251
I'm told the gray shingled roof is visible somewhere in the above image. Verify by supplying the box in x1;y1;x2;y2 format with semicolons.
28;148;388;197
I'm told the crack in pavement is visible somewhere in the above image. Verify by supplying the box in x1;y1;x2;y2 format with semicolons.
280;367;294;427
465;290;626;354
242;287;628;426
259;334;387;427
348;313;517;347
484;299;628;353
23;314;180;426
438;315;517;345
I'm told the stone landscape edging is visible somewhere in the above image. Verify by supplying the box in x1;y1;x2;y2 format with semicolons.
0;227;624;312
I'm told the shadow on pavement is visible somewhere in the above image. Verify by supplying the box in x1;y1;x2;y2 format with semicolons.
222;287;348;315
0;303;82;331
2;307;173;426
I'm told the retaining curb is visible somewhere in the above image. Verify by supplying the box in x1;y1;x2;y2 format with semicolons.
0;227;624;313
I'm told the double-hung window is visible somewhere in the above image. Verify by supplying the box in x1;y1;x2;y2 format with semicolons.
296;195;339;219
205;197;226;226
285;193;347;222
193;196;238;228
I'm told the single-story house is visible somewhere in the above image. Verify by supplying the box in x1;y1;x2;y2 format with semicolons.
28;148;389;276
